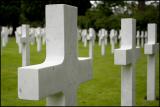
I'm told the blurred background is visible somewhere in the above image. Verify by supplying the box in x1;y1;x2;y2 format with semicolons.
0;0;159;41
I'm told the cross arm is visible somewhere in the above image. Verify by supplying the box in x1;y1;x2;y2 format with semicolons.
18;62;63;100
144;43;159;55
77;57;92;84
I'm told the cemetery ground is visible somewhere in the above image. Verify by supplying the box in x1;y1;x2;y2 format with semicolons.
1;37;159;106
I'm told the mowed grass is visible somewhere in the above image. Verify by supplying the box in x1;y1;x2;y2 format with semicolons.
1;37;159;106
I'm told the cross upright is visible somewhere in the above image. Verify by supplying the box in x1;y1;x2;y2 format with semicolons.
114;18;140;106
18;4;92;106
20;24;30;66
144;23;159;100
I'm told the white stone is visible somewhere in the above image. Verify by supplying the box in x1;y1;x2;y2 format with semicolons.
141;31;144;47
118;29;122;46
18;4;92;106
35;27;42;52
77;28;82;41
100;29;107;56
98;29;102;46
136;30;140;47
114;18;140;106
15;26;23;54
88;28;96;58
1;26;9;48
29;27;36;45
144;23;159;101
114;30;118;44
41;28;46;45
109;29;116;54
81;29;88;47
144;31;148;44
9;26;13;35
20;24;30;66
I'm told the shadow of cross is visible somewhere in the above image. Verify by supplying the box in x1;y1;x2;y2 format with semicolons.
18;4;92;106
114;18;140;106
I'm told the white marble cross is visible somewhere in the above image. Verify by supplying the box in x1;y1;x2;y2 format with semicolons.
110;29;116;54
144;23;159;101
141;31;144;47
29;27;36;45
118;29;122;47
1;27;9;48
35;27;42;52
144;31;148;44
114;30;118;44
136;30;140;47
81;29;88;47
88;28;95;58
18;4;92;106
100;28;107;56
15;26;23;54
77;28;82;41
20;24;30;66
9;26;13;35
41;28;46;45
98;29;102;46
114;18;140;106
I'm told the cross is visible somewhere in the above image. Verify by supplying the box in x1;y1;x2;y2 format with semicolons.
100;28;107;56
15;26;23;54
88;28;95;58
110;29;116;54
18;4;92;106
141;31;144;47
136;30;140;47
81;29;88;47
114;18;140;106
144;31;148;44
35;27;42;52
29;27;36;45
20;24;30;66
144;23;159;101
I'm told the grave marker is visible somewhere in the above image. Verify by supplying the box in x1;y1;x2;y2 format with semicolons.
35;27;42;52
18;4;92;106
88;28;95;58
114;18;140;106
136;30;140;47
20;24;30;66
141;31;144;47
144;23;159;101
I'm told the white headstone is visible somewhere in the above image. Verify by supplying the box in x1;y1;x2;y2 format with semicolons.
29;27;36;45
88;28;95;58
15;26;22;54
110;29;116;54
41;28;46;45
18;4;92;106
144;31;148;44
114;30;118;44
144;23;159;101
114;18;140;106
77;28;82;41
136;30;140;47
98;29;102;46
118;29;122;46
100;28;107;56
1;27;9;48
20;24;30;66
81;29;88;47
141;31;144;47
35;27;42;52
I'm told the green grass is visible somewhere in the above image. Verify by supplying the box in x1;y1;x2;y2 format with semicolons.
1;37;159;106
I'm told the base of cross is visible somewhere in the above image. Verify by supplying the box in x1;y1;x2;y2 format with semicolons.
144;96;159;101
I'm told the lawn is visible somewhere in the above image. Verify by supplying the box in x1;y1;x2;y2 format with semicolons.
1;37;159;106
